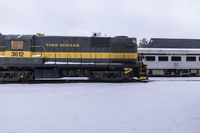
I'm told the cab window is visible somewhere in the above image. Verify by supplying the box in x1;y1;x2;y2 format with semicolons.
11;41;23;50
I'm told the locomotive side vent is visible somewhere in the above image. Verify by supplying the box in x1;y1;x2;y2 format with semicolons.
91;37;110;47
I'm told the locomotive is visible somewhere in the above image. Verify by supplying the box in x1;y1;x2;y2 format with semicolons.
0;34;148;82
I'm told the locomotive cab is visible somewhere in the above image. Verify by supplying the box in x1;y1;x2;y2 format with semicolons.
3;35;43;65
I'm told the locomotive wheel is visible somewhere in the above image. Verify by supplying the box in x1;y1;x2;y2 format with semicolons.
0;70;34;82
89;71;126;82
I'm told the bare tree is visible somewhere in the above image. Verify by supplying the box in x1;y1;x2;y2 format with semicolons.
139;38;149;47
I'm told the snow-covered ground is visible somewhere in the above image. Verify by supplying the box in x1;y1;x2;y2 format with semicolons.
0;78;200;133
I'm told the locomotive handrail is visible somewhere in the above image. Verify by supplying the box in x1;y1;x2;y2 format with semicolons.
30;45;47;58
30;45;47;52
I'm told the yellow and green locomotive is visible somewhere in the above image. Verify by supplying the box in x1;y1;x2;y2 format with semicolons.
0;34;147;82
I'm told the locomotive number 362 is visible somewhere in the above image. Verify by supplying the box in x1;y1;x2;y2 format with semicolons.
11;52;24;57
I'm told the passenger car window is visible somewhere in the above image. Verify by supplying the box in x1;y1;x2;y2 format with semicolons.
145;56;155;61
171;56;181;61
186;57;196;61
158;56;168;61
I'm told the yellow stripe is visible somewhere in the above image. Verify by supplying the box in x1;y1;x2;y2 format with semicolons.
0;52;4;56
2;51;138;59
36;52;138;59
5;51;31;57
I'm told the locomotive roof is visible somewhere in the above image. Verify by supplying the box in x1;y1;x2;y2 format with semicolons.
144;38;200;49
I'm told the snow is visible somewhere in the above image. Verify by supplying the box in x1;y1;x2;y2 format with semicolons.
44;61;122;65
0;78;200;133
32;55;42;57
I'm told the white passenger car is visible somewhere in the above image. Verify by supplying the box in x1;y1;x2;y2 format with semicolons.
138;48;200;76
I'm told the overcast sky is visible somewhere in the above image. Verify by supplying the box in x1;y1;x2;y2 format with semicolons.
1;0;200;40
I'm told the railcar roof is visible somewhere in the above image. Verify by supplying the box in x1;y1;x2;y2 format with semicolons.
138;48;200;54
144;38;200;48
